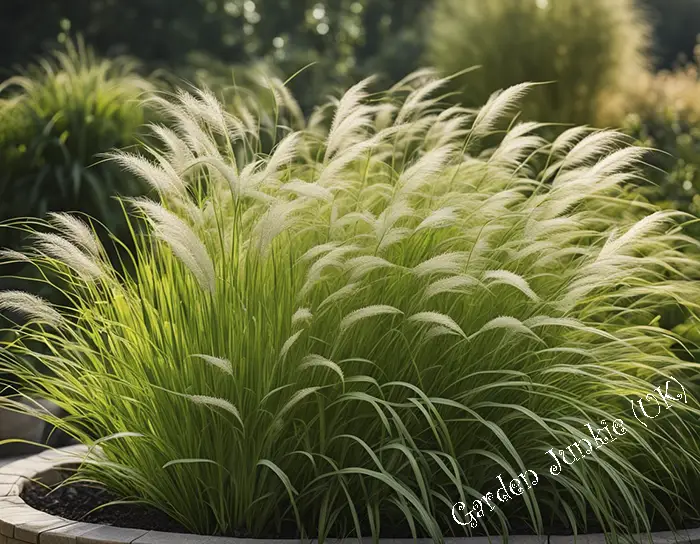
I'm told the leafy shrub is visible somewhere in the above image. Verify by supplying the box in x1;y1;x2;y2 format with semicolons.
0;38;152;253
427;0;650;125
625;111;700;217
621;55;700;218
2;74;700;539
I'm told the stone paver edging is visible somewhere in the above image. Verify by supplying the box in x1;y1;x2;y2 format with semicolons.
1;447;699;544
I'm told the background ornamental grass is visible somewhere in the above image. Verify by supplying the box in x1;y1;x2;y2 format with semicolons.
0;39;153;388
0;39;152;255
427;0;650;126
2;75;700;540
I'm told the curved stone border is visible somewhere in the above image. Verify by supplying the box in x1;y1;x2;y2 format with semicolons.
0;447;699;544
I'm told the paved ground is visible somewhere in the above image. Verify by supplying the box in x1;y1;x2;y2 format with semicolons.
0;456;21;468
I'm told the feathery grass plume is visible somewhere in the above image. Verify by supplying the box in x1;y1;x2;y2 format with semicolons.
1;76;700;541
130;198;216;293
0;291;62;327
185;395;244;428
291;308;313;327
325;77;374;154
106;151;188;198
559;130;630;171
190;354;234;376
0;249;30;263
33;232;104;280
428;0;650;125
470;83;536;139
47;213;103;258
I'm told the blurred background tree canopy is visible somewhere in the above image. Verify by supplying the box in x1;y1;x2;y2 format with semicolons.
0;0;427;112
3;0;698;115
3;1;697;72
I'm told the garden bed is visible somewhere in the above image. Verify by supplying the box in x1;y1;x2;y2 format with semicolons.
1;448;700;544
21;477;190;535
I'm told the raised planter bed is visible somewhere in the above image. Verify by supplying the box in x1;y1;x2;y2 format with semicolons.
0;447;699;544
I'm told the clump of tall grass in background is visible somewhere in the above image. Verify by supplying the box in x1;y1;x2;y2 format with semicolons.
1;73;700;540
427;0;650;125
0;38;153;386
0;37;152;255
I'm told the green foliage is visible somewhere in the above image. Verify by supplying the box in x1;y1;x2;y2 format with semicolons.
0;1;427;114
621;60;700;218
625;110;700;217
4;0;700;118
2;75;700;539
0;39;151;252
427;0;650;125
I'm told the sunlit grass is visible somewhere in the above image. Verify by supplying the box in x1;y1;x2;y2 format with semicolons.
427;0;650;125
1;72;700;541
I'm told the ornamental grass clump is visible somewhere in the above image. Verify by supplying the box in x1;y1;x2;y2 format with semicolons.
2;73;700;541
427;0;650;125
0;38;152;251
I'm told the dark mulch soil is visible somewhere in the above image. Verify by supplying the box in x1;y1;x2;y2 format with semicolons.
21;479;191;535
21;477;698;539
21;477;292;538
